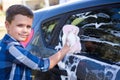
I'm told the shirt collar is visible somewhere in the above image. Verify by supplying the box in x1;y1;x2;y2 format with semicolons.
1;34;18;44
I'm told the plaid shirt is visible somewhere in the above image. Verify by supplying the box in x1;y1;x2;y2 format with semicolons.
0;34;50;80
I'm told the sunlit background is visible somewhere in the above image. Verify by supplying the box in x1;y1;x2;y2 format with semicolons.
0;0;76;39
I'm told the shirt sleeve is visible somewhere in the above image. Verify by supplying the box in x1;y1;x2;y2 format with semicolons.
7;42;50;72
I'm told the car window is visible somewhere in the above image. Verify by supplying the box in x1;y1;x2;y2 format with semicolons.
42;20;57;43
41;19;61;48
69;7;120;63
31;5;120;63
30;19;60;57
41;6;120;63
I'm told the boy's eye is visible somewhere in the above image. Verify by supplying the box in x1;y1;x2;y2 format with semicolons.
17;24;31;28
27;25;31;28
17;24;24;27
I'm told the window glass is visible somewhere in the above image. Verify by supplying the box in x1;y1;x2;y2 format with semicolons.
42;20;58;44
66;7;120;63
30;19;59;57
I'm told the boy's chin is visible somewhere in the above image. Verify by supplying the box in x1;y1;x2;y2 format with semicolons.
19;38;27;42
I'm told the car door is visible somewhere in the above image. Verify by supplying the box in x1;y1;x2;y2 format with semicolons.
30;2;120;80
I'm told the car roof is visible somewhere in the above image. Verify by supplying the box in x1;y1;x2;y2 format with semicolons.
32;0;120;27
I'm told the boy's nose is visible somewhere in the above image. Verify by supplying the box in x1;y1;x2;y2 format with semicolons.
23;27;28;32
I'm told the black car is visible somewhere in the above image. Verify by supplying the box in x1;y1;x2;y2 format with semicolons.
24;0;120;80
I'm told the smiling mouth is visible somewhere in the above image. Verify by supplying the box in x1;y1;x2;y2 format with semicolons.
22;36;28;38
20;35;28;38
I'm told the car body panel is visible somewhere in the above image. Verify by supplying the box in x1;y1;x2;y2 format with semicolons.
59;54;120;80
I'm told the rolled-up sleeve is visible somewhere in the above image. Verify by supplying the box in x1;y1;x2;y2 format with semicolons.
38;58;50;72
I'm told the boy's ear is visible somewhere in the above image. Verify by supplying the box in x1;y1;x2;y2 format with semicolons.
5;21;10;29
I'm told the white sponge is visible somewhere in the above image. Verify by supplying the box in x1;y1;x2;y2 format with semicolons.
62;25;81;54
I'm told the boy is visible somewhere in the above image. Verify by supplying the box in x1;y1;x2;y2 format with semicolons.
0;4;70;80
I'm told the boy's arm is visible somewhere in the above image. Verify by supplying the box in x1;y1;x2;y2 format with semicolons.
49;42;70;69
7;41;69;71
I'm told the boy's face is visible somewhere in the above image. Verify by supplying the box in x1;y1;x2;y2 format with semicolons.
5;14;33;42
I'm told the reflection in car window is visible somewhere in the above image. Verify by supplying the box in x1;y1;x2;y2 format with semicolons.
66;7;120;63
42;19;59;48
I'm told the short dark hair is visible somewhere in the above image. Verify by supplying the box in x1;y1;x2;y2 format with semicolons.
6;4;33;23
